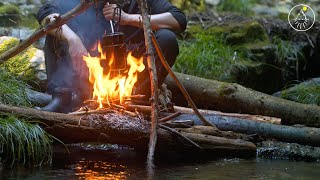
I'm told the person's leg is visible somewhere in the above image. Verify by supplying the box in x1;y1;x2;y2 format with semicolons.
154;28;179;85
41;36;78;113
44;36;74;94
135;29;179;96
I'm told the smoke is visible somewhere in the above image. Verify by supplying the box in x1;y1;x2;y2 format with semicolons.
42;0;113;95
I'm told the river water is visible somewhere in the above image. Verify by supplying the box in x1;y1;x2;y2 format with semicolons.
1;145;320;180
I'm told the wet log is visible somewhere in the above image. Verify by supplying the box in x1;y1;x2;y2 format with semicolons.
173;114;320;147
165;73;320;127
26;89;52;106
0;104;256;156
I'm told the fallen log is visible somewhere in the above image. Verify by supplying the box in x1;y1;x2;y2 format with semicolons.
26;89;52;106
165;73;320;127
0;104;256;156
126;104;281;125
173;114;320;147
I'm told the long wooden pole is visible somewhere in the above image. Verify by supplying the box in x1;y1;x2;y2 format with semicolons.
150;33;217;128
136;0;159;174
0;0;94;62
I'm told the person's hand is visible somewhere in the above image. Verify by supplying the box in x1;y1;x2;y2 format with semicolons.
102;3;129;25
67;35;89;81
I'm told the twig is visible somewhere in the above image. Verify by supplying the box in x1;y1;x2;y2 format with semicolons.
150;32;217;128
159;124;202;150
159;111;182;123
118;109;137;117
137;0;159;176
192;9;205;28
130;100;151;106
69;108;114;116
0;0;94;62
110;103;125;110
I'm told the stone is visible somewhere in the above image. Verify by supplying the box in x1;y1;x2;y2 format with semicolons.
205;0;221;6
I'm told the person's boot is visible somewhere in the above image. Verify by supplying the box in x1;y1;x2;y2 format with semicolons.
40;87;72;113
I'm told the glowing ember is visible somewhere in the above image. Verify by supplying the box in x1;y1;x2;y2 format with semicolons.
83;42;145;108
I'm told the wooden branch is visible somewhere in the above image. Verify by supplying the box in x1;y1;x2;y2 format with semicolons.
137;0;159;169
0;104;80;125
150;33;217;128
159;111;182;123
0;0;94;62
159;124;202;150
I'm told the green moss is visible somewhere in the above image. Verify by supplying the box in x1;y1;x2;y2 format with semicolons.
0;4;21;26
226;21;269;45
0;38;38;83
0;4;20;14
217;0;253;15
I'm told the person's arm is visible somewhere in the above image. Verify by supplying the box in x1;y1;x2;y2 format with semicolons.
102;2;186;32
36;2;88;79
123;12;181;32
40;13;82;45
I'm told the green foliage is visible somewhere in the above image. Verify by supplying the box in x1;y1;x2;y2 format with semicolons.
0;4;20;15
0;4;21;26
273;38;303;64
0;115;53;166
281;83;320;105
174;29;250;81
0;68;32;107
170;0;206;13
0;38;38;83
20;14;39;29
218;0;253;15
272;37;305;79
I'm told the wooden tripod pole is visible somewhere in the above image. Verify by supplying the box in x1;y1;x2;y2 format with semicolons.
150;32;217;128
136;0;159;175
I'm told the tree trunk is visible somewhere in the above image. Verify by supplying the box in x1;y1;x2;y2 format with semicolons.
173;114;320;147
0;104;256;156
165;73;320;127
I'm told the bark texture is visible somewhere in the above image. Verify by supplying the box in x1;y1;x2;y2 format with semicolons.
165;73;320;127
174;114;320;147
0;104;256;156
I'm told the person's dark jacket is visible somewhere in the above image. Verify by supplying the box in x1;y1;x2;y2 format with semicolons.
36;0;187;48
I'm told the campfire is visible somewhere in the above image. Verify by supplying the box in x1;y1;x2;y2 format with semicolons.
83;41;145;109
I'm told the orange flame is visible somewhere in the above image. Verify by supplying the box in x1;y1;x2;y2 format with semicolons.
83;42;145;108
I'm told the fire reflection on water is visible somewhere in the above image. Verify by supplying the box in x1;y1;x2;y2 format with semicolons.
72;160;128;179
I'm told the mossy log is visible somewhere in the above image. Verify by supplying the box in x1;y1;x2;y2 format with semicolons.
165;73;320;127
0;104;256;157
